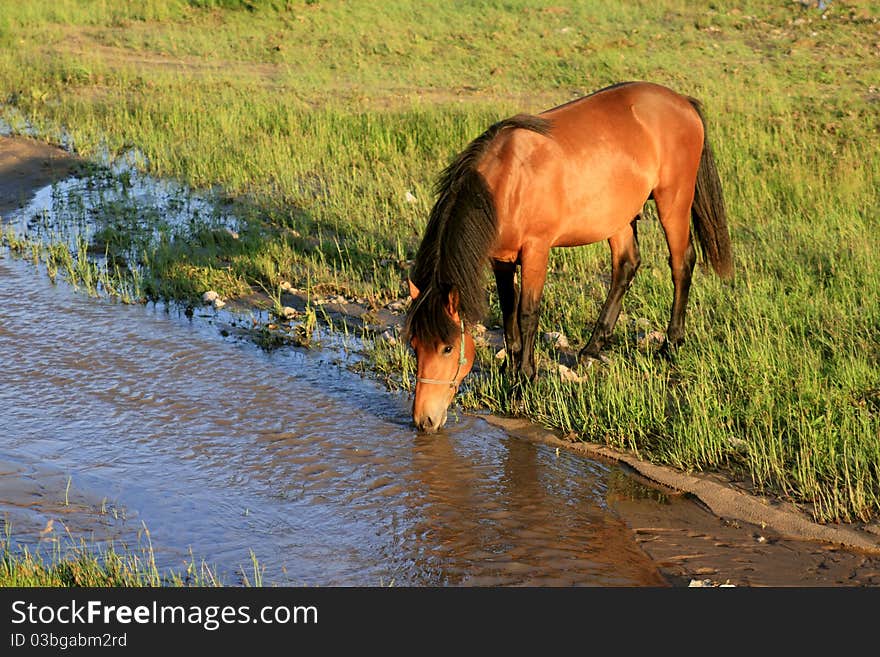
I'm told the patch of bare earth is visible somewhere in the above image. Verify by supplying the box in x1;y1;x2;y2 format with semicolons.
0;136;80;216
48;29;565;111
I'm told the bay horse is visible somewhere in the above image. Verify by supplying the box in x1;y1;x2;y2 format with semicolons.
405;81;732;433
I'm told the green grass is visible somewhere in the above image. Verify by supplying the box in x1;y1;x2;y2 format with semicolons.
0;525;224;587
1;0;878;523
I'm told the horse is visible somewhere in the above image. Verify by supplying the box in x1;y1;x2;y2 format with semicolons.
404;81;732;433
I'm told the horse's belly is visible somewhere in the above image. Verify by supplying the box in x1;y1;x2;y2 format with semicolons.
550;197;644;247
543;153;652;247
551;222;613;247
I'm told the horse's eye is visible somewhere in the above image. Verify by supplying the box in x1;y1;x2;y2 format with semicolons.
443;345;454;354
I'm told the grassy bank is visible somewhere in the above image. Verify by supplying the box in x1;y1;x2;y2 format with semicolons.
1;0;878;524
0;527;231;586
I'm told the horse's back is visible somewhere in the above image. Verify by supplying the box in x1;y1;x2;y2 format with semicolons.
541;81;704;173
480;82;705;255
543;81;697;123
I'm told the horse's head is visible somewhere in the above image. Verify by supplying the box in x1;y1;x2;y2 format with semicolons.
407;279;476;433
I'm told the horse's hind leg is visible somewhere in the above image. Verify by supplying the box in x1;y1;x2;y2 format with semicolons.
579;219;641;363
666;238;697;354
655;189;698;357
493;260;521;372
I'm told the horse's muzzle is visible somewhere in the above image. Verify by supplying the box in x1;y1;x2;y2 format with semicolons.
414;411;447;434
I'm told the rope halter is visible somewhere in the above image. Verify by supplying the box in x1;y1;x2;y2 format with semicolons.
415;319;467;390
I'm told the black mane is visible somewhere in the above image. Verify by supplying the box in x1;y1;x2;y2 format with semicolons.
405;114;551;344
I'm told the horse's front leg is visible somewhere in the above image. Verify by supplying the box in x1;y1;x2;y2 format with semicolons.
517;244;550;381
493;260;521;373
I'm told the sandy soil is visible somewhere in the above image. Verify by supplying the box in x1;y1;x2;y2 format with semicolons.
4;134;880;586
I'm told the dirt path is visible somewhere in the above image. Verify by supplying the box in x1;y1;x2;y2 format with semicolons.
4;134;880;586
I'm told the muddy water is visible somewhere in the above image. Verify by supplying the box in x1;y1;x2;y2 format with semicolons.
0;253;668;586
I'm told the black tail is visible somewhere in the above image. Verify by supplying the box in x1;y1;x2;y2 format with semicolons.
688;98;733;278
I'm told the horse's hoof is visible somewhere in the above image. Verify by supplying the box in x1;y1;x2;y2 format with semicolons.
507;383;525;411
578;352;609;367
657;341;678;363
509;397;526;415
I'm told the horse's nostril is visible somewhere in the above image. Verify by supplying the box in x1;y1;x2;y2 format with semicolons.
416;416;437;433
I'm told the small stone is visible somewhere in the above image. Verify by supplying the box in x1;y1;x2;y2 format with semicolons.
557;363;586;383
212;298;226;310
645;330;666;345
387;300;406;312
202;290;220;304
279;306;297;320
279;281;293;292
495;348;507;360
404;191;418;204
543;331;570;349
381;329;397;345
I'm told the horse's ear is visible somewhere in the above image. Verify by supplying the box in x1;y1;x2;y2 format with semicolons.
445;288;460;319
408;279;420;300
